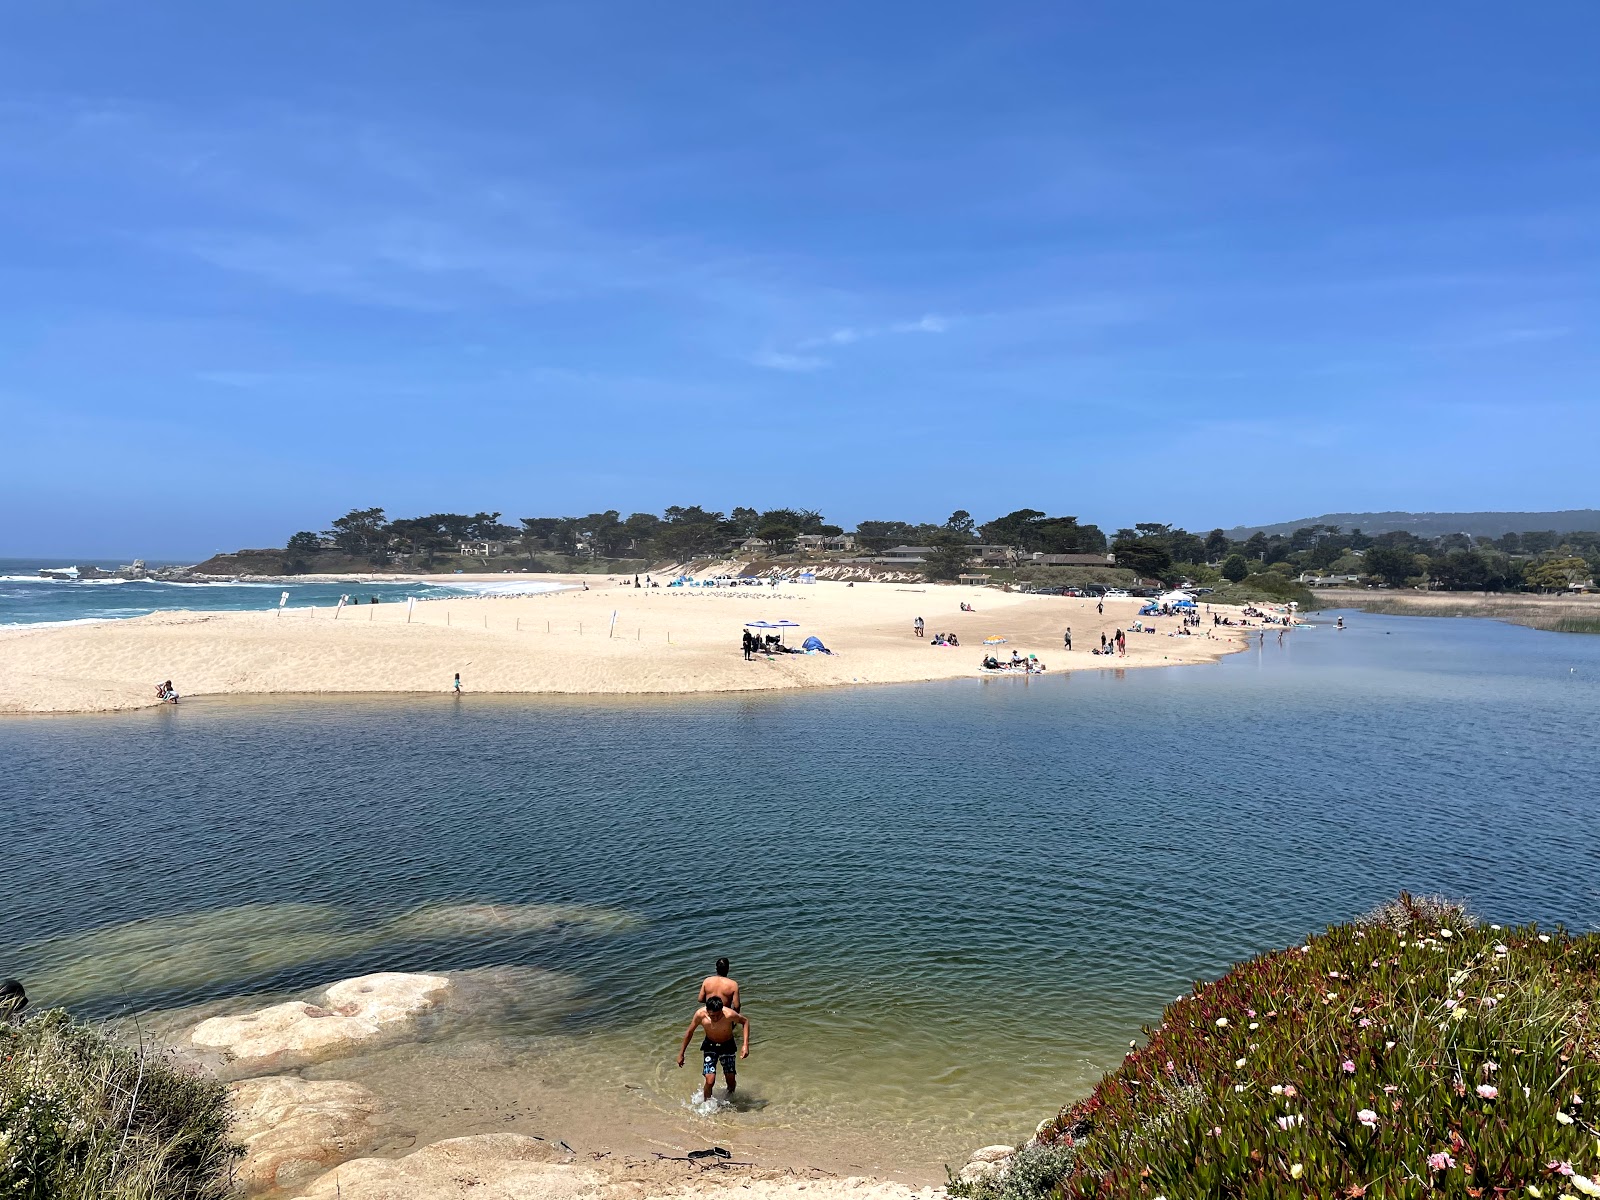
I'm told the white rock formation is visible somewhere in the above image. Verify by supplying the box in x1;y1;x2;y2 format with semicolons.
229;1076;388;1192
957;1143;1015;1183
190;972;450;1064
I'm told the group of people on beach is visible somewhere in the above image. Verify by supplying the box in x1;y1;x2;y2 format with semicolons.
676;957;749;1101
153;680;179;704
981;651;1046;673
1094;629;1127;657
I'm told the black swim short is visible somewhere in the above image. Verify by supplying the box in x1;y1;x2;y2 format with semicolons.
701;1038;737;1077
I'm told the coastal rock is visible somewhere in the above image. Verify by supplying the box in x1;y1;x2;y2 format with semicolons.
958;1144;1015;1183
190;972;450;1065
229;1076;388;1192
289;1133;598;1200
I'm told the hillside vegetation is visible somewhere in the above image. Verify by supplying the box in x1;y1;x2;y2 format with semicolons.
1226;510;1600;541
958;895;1600;1199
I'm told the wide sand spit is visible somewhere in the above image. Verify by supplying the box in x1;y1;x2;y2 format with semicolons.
0;576;1255;714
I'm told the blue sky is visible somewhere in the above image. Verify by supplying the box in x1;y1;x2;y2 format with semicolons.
3;3;1598;557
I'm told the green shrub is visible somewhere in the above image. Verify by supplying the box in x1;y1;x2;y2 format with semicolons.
0;1010;239;1200
950;1141;1079;1200
1034;896;1600;1197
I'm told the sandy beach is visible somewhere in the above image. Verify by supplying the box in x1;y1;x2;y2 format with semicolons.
0;577;1255;715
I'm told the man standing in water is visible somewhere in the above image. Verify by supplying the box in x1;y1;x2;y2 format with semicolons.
699;957;740;1010
677;995;749;1100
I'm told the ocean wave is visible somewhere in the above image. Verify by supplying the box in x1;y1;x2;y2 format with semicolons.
0;575;131;584
0;617;117;632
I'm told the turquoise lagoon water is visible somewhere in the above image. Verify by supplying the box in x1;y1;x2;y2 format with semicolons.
3;611;1598;1171
0;556;557;626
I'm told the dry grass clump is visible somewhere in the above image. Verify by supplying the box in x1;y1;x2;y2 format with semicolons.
0;1010;239;1200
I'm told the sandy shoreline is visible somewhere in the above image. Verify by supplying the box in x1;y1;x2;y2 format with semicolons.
0;577;1256;715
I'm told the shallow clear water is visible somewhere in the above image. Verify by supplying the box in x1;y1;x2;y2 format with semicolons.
3;611;1597;1172
0;556;558;626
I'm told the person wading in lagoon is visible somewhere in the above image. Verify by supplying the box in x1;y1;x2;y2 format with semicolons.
699;957;740;1011
677;995;749;1100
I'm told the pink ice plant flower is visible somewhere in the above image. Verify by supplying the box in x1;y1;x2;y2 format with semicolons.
1357;1108;1379;1128
1477;1084;1498;1099
1428;1152;1456;1170
1342;1060;1356;1074
1550;1162;1575;1177
1359;1018;1373;1028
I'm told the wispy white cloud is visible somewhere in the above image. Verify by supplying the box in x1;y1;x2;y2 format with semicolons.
749;349;829;372
771;313;952;366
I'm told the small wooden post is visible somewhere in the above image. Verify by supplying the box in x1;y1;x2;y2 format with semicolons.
447;611;451;626
516;617;521;632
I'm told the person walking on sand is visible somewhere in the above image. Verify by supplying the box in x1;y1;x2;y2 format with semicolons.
699;957;740;1011
913;616;925;639
677;995;749;1101
1063;627;1072;651
453;672;462;694
1097;598;1104;615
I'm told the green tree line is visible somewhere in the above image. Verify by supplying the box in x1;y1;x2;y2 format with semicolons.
282;506;1600;592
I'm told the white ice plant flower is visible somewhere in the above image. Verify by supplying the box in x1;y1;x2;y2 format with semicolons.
1215;1017;1229;1028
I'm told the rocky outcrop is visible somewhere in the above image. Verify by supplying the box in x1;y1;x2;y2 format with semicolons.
229;1076;389;1192
956;1144;1014;1184
289;1133;597;1200
189;972;450;1066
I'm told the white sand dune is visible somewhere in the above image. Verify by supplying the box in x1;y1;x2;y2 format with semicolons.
0;577;1250;714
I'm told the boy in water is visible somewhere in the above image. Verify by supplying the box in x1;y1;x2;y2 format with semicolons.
677;995;749;1100
699;957;740;1011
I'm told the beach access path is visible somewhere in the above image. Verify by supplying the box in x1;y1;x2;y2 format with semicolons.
0;577;1251;714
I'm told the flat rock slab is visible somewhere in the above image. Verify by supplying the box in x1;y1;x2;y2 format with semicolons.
290;1133;599;1200
230;1076;389;1192
191;972;450;1066
290;1133;944;1200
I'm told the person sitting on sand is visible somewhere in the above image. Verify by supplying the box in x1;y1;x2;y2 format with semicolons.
699;957;740;1011
946;632;959;646
982;655;1001;670
677;995;749;1101
931;632;947;646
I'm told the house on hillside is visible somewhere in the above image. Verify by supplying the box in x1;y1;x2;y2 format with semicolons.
458;540;506;557
794;533;856;552
881;545;933;562
737;537;771;553
1026;552;1118;567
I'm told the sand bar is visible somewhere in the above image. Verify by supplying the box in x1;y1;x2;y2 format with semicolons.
0;577;1254;715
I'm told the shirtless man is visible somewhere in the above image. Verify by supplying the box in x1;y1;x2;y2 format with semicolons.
698;957;740;1011
677;996;749;1100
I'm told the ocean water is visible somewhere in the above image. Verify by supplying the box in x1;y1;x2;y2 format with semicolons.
3;610;1598;1173
0;557;561;626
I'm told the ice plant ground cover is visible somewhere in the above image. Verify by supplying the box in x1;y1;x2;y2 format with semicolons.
0;1010;238;1200
1024;896;1600;1198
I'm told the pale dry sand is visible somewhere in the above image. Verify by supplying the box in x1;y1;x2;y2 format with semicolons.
0;577;1253;715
